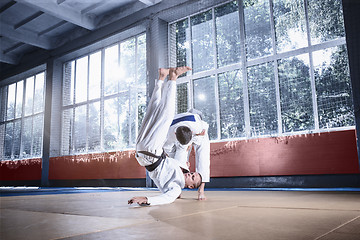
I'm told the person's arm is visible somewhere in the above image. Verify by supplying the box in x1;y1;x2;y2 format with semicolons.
194;130;210;183
198;182;206;200
147;185;182;205
128;185;181;206
194;122;210;200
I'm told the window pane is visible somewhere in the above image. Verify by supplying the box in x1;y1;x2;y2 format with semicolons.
74;105;86;153
32;114;43;157
0;88;3;122
193;76;217;139
137;34;147;87
104;44;119;96
176;83;188;114
89;51;101;100
104;98;117;150
138;90;147;131
61;34;146;155
120;93;131;148
248;62;278;136
104;95;129;150
137;34;147;130
4;122;13;160
120;38;136;91
278;54;314;132
129;90;137;147
171;19;191;70
25;76;34;116
191;10;214;73
75;56;88;104
218;70;245;139
215;1;241;66
22;117;32;158
0;124;5;159
244;0;273;59
63;61;75;106
34;72;45;114
7;83;16;120
88;101;101;152
136;34;147;88
61;109;73;155
15;81;23;119
273;0;307;53
308;0;345;45
314;45;354;128
13;120;21;159
2;72;46;160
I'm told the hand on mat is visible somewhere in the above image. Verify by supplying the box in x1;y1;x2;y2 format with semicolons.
198;182;206;200
128;196;149;206
198;191;207;201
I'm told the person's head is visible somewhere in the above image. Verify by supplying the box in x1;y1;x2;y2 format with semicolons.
175;126;192;145
184;172;202;189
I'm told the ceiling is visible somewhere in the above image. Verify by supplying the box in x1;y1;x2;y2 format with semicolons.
0;0;162;72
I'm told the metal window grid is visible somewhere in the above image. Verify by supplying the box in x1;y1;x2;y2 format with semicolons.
60;33;146;156
168;0;353;141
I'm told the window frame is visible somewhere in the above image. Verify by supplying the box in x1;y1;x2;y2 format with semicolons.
60;33;147;156
168;0;354;142
0;65;46;160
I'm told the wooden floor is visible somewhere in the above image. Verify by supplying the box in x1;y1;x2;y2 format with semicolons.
1;188;360;240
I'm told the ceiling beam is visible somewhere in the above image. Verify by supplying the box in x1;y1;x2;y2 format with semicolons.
97;0;149;28
3;42;24;54
14;11;43;29
0;22;54;49
81;1;104;14
38;20;67;36
57;0;66;4
0;1;16;14
15;0;96;30
138;0;161;6
0;52;20;64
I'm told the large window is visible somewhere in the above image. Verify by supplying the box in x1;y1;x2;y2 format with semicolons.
170;0;354;140
0;72;46;160
61;34;146;155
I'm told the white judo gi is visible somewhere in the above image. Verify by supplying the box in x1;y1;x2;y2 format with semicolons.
135;79;185;205
163;110;210;183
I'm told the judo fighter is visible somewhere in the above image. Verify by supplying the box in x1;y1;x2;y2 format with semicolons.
163;109;210;200
128;66;202;206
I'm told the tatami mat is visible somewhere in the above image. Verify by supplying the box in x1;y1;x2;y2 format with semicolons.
1;188;360;240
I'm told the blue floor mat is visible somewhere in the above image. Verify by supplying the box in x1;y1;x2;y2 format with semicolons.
1;187;359;197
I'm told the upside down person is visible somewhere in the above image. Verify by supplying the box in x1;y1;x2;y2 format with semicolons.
128;66;202;206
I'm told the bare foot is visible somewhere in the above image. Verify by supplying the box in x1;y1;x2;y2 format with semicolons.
169;66;192;81
159;68;170;80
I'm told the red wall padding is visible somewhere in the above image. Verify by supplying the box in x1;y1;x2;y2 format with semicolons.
49;150;145;180
189;129;359;177
1;130;359;181
0;158;42;181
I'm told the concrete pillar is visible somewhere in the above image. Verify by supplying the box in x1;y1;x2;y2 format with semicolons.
145;17;168;187
41;59;53;187
343;0;360;168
